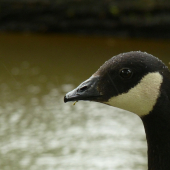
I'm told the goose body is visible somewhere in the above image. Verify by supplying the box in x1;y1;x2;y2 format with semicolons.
64;51;170;170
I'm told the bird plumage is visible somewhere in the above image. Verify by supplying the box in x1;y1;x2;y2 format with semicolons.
64;51;170;170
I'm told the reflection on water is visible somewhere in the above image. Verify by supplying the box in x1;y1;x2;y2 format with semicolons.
0;34;170;170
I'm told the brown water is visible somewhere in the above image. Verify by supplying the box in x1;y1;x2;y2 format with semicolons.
0;33;170;170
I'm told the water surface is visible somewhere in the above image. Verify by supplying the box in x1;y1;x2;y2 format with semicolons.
0;34;170;170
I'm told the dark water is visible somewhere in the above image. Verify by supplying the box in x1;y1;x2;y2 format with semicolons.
0;33;170;170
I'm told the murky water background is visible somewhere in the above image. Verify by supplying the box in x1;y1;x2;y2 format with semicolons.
0;34;170;170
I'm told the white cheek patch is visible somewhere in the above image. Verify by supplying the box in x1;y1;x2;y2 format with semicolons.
105;72;163;117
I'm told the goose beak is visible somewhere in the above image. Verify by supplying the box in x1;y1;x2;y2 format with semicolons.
64;76;101;103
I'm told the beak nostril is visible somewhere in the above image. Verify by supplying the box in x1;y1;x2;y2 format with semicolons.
79;85;88;92
64;76;100;102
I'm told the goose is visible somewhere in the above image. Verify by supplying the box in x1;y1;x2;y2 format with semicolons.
64;51;170;170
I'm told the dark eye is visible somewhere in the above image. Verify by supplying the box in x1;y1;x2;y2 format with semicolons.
119;68;133;79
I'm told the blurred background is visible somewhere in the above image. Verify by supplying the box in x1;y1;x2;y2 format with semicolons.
0;0;170;170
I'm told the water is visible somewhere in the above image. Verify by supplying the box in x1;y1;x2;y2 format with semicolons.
0;33;170;170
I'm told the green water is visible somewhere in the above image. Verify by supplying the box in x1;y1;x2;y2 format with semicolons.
0;33;170;170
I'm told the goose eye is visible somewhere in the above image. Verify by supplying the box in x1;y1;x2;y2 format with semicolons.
119;68;133;79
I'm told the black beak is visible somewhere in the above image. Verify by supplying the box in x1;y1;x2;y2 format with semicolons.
64;76;101;103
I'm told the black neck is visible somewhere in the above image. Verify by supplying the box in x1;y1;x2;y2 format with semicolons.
142;93;170;170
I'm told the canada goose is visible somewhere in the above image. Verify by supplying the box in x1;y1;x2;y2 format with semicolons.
64;51;170;170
